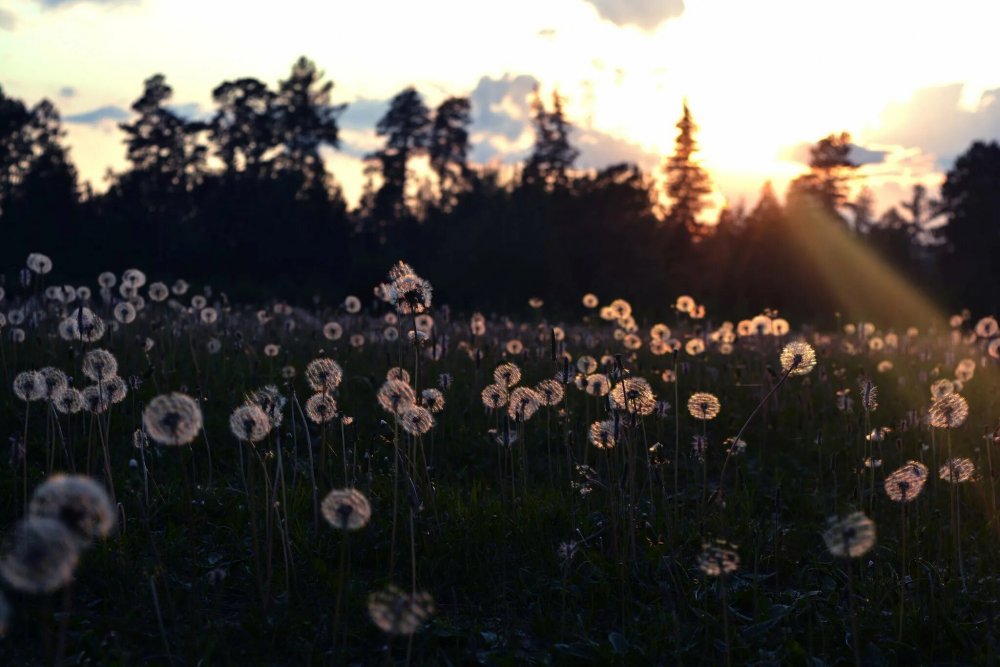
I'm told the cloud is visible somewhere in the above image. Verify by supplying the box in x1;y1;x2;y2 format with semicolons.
64;105;130;124
582;0;684;31
865;83;1000;169
64;102;202;125
779;141;888;167
58;86;77;99
0;8;16;31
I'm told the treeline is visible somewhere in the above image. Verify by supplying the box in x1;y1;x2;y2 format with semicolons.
2;56;999;321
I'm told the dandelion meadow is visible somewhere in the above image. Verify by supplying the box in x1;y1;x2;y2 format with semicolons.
4;2;1000;664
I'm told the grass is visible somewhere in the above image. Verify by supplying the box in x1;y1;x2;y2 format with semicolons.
0;272;998;665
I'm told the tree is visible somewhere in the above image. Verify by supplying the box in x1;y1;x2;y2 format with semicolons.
523;89;578;191
0;86;35;216
273;57;345;192
939;140;1000;308
367;87;431;228
664;102;713;236
210;78;278;178
787;132;858;220
429;96;472;210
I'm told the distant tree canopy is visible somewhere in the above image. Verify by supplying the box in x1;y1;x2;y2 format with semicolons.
0;58;995;320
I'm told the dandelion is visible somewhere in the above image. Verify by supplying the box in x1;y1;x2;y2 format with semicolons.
928;393;969;429
52;388;84;414
321;488;372;530
685;338;705;356
588;420;617;449
481;384;508;410
535;379;564;406
582;293;599;308
939;457;975;483
610;377;656;415
81;385;111;414
505;339;524;355
367;585;435;635
698;540;740;576
305;393;338;424
229;405;272;443
13;371;45;402
30;474;116;544
421;388;445;413
378;379;416;415
323;321;344;340
584;373;610;397
142;393;203;446
780;341;816;375
399;405;435;435
0;517;80;594
493;362;522;388
823;512;876;558
305;358;344;393
507;387;542;422
26;252;53;275
884;460;928;502
577;355;598;374
386;366;411;384
688;392;721;420
263;344;280;358
930;379;955;399
113;302;137;324
82;349;118;382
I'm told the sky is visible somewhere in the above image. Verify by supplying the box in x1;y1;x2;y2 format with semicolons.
2;0;1000;214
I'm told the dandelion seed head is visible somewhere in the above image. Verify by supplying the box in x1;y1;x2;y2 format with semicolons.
588;419;617;450
928;393;969;429
823;512;876;558
939;457;975;483
378;379;416;415
229;405;272;442
885;460;928;502
780;341;816;375
610;377;656;415
507;387;542;422
0;517;79;594
305;393;338;424
367;585;435;636
30;474;115;545
321;488;371;530
143;393;203;446
687;392;721;420
305;358;344;393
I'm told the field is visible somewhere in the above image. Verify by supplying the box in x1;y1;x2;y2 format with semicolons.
0;257;998;665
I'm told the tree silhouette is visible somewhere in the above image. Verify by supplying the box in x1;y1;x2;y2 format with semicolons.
367;86;431;229
523;89;578;191
210;78;278;179
940;141;1000;309
664;102;713;236
273;57;345;193
788;132;858;221
429;96;472;210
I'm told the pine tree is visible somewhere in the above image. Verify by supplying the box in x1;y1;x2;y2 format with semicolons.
664;102;712;235
523;89;579;191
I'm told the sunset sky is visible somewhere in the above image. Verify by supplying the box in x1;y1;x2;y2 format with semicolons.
2;0;1000;213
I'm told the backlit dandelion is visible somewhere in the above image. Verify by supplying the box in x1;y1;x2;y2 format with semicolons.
0;517;80;594
585;373;611;397
229;405;272;443
535;379;564;406
305;358;344;393
323;321;344;340
321;488;371;530
399;405;435;435
884;460;928;502
928;393;969;429
939;457;975;483
481;384;508;410
143;393;203;446
367;585;435;635
698;540;740;576
378;379;416;415
780;341;816;375
82;349;118;382
52;388;84;414
823;512;876;558
688;392;721;420
30;474;116;544
588;420;617;449
508;387;542;421
610;377;656;415
493;362;521;388
13;371;45;402
421;388;445;413
246;385;286;428
305;393;338;424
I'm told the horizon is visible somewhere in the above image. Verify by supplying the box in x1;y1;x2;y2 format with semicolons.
4;0;1000;213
